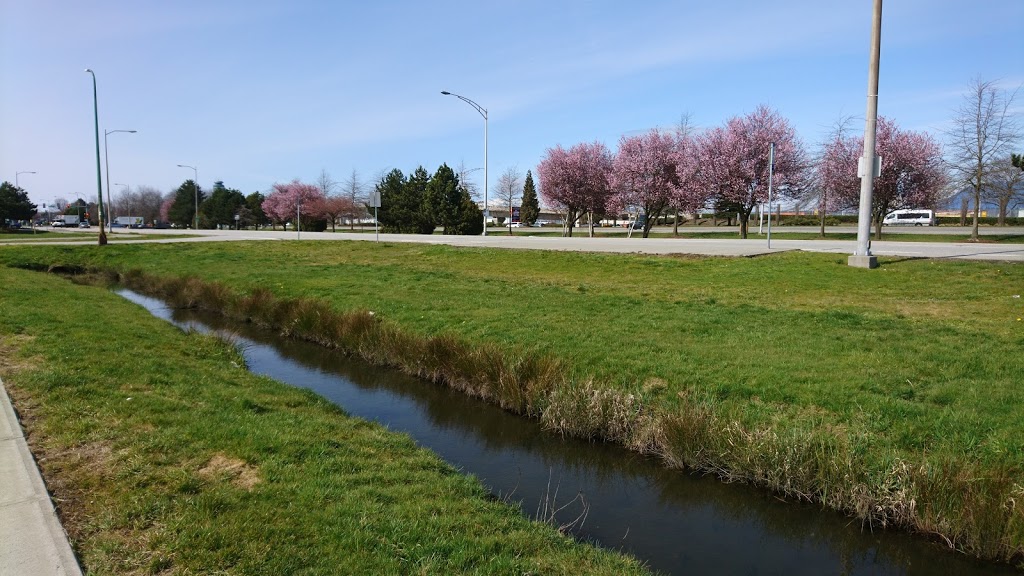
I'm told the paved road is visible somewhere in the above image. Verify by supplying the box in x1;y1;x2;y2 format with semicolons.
7;227;1024;262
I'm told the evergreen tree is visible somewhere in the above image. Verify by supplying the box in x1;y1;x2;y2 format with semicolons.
245;192;268;228
0;182;37;224
168;180;205;228
376;167;411;231
454;189;484;235
520;170;540;225
201;181;246;228
425;163;463;233
405;166;436;234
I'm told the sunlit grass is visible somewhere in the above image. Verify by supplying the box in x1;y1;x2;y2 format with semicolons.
1;241;1023;563
0;267;649;575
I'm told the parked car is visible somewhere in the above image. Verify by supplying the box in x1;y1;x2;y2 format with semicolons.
78;221;91;228
51;221;64;227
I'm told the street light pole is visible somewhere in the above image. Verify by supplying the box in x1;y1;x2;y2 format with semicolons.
441;91;488;236
849;0;883;269
85;68;107;245
177;164;199;229
15;171;36;188
104;129;137;233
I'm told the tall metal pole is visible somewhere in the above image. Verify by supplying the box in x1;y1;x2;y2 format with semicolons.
441;91;488;235
849;0;882;269
85;69;107;245
767;142;775;249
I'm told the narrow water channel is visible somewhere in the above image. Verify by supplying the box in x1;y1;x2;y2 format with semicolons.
118;289;1017;576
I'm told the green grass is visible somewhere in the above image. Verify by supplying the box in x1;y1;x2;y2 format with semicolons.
1;241;1023;564
0;267;649;575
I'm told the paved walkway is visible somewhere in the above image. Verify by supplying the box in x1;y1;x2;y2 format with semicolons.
0;378;82;576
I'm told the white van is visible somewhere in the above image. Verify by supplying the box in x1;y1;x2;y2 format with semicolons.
882;209;935;227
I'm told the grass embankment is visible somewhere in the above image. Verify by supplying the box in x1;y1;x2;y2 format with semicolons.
2;242;1022;565
0;267;649;575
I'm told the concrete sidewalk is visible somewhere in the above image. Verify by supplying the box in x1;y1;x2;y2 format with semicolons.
0;378;82;576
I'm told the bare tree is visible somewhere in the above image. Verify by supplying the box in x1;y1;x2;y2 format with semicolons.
455;160;481;201
946;78;1021;240
316;169;337;198
986;155;1024;225
493;165;522;234
341;169;367;229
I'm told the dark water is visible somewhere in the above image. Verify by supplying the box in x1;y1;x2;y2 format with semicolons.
118;289;1019;576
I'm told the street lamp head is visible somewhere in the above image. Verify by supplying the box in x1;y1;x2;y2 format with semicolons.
441;91;451;95
84;68;92;73
127;130;137;133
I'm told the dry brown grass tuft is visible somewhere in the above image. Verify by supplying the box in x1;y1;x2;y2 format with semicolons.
198;453;261;491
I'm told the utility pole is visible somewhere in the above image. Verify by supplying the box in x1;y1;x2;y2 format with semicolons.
849;0;882;269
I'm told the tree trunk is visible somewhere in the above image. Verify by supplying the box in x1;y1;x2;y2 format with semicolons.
972;185;981;241
739;213;749;239
998;197;1009;226
959;197;969;226
819;208;826;238
588;211;595;238
673;210;680;236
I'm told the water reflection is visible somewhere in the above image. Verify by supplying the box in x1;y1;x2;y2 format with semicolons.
119;290;1017;576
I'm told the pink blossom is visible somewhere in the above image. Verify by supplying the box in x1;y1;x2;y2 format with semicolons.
537;141;613;236
610;129;678;237
818;116;947;235
262;180;325;226
696;105;806;238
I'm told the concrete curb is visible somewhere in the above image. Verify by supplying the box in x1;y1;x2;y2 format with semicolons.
0;377;83;576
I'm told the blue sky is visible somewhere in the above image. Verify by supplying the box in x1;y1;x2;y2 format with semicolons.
2;0;1021;208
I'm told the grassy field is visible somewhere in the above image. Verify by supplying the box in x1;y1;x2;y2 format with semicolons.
0;266;649;575
1;241;1022;564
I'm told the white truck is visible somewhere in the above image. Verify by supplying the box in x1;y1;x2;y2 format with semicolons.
114;216;144;228
52;215;80;227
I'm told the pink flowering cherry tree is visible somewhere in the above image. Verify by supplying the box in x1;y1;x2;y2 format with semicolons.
668;130;707;232
262;180;325;230
697;105;807;238
537;141;613;237
610;129;679;238
819;116;947;238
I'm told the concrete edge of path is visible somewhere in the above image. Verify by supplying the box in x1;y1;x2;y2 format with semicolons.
0;377;83;576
